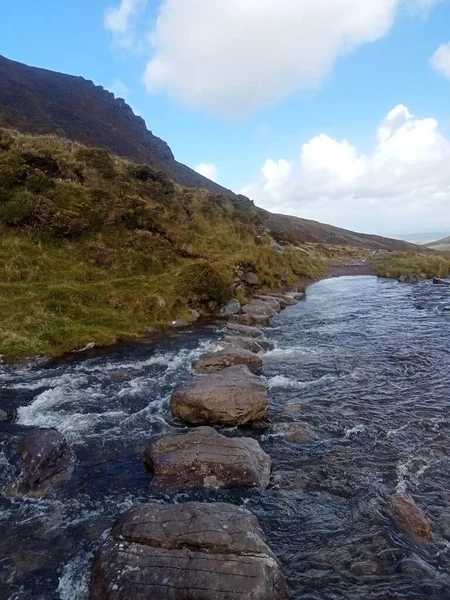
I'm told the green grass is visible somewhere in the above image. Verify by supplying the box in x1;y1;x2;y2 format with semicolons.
372;252;450;280
0;129;331;361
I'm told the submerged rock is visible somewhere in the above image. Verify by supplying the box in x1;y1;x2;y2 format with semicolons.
433;278;450;285
288;424;317;443
171;364;268;425
224;322;265;339
230;313;271;328
91;502;288;600
194;347;263;375
390;492;432;542
222;335;275;354
144;426;271;490
0;409;8;422
10;429;76;496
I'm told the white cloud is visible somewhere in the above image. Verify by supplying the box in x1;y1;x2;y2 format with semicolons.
104;0;147;47
243;105;450;234
143;0;445;116
431;42;450;79
195;163;219;182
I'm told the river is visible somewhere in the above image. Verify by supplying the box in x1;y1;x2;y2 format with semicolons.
1;275;450;599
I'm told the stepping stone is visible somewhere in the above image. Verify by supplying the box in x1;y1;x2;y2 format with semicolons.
194;347;263;375
222;335;275;354
224;322;265;338
144;426;271;490
91;502;288;600
171;364;268;425
230;313;271;328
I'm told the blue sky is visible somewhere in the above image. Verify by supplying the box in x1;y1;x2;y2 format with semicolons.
2;0;450;236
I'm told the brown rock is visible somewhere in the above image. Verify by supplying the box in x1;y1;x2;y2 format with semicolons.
224;322;265;339
288;424;316;443
254;296;282;313
222;335;275;354
10;429;76;496
91;502;288;600
230;313;271;328
265;293;298;307
243;300;278;318
390;492;432;541
194;347;263;375
144;426;271;490
170;364;268;425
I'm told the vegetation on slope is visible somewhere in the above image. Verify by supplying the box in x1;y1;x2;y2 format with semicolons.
372;252;450;279
0;129;328;361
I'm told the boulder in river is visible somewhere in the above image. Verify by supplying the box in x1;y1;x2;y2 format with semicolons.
91;502;288;600
171;364;268;425
390;492;432;542
10;429;76;496
222;335;275;354
288;424;317;443
433;277;450;285
224;322;265;339
0;409;8;422
218;298;241;317
194;347;263;375
398;274;420;284
230;313;271;328
243;300;278;318
144;426;271;490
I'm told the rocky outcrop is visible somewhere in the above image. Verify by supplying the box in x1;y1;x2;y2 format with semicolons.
230;313;271;328
194;348;263;375
144;427;271;490
222;335;275;354
253;296;282;313
91;502;288;600
263;293;298;307
390;492;432;542
243;300;278;319
218;298;241;317
171;365;268;425
224;322;265;339
10;429;76;496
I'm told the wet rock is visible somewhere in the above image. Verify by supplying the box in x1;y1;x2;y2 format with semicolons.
11;429;76;496
243;271;259;286
171;364;268;425
288;424;316;443
0;409;8;422
398;274;421;284
264;293;298;307
194;348;263;375
222;335;275;354
218;298;241;317
292;292;305;300
254;296;282;313
390;492;432;541
243;300;278;318
91;502;288;600
350;561;379;575
224;322;265;339
433;277;450;285
230;313;271;328
108;369;136;382
144;427;271;490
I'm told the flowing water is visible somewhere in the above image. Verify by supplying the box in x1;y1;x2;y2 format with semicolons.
1;275;450;600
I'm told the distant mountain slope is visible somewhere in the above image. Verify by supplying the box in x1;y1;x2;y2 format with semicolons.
265;212;426;252
427;235;450;251
0;54;426;254
0;54;234;197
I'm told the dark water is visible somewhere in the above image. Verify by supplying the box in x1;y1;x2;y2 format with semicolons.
1;275;450;600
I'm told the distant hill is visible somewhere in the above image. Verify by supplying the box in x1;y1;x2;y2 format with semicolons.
427;235;450;251
0;53;425;254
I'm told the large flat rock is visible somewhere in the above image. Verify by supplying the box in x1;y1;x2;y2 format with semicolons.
242;300;278;318
194;347;263;375
230;313;271;328
144;426;271;490
171;364;268;425
222;335;275;354
224;322;265;339
91;502;288;600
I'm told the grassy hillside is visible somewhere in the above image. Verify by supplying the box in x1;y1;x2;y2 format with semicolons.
0;129;330;361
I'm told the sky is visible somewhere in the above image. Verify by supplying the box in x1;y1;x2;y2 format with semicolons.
2;0;450;237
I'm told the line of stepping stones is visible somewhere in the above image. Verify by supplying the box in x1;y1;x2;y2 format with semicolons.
92;292;303;599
